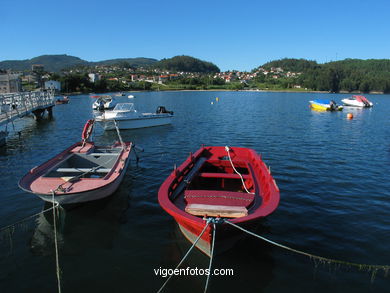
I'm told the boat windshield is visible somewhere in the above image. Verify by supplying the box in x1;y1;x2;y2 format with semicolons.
113;103;135;112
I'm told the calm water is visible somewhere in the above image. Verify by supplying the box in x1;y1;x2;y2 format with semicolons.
0;91;389;293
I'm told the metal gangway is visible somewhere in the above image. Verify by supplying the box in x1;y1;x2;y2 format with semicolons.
0;91;55;127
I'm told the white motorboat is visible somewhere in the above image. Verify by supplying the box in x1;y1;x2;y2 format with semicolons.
341;95;373;107
128;95;135;99
95;103;174;130
92;95;118;110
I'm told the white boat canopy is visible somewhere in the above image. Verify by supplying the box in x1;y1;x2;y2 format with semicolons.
113;103;137;112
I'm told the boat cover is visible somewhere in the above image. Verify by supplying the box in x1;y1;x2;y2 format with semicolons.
313;99;330;105
353;95;370;104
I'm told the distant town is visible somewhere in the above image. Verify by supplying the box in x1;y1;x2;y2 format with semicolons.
1;55;390;94
0;63;305;94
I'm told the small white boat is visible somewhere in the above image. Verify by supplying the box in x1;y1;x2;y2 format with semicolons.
341;95;373;107
95;103;173;130
92;95;118;110
128;95;135;99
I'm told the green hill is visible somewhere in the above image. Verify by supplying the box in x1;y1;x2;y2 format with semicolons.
93;57;157;67
260;58;319;72
0;54;158;72
154;55;220;73
257;58;390;93
0;55;88;72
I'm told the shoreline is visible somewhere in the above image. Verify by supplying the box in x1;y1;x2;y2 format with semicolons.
60;89;386;96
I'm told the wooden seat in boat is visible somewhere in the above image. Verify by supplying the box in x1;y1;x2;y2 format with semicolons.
185;203;248;218
184;189;254;218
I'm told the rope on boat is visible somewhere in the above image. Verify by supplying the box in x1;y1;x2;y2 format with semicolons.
113;119;124;148
224;220;390;278
156;219;212;293
51;191;62;293
225;146;254;194
204;223;216;293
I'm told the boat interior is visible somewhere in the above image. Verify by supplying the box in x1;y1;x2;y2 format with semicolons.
173;156;258;218
43;147;122;179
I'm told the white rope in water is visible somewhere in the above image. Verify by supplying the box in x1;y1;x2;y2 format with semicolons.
113;119;124;148
204;223;216;293
51;191;62;293
225;146;254;194
0;204;59;233
157;219;212;293
224;220;390;276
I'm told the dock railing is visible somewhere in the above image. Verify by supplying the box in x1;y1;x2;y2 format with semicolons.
0;91;55;127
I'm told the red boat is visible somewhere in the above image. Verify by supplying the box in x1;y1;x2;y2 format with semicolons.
19;120;133;205
158;146;280;256
55;96;69;104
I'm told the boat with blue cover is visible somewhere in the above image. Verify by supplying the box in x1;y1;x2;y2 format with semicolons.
309;99;343;111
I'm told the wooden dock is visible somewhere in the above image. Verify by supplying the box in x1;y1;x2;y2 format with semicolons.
0;91;55;127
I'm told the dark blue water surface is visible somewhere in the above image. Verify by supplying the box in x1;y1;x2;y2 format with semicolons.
0;91;389;293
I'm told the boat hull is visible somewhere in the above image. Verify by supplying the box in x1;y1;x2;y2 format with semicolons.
341;99;373;107
97;115;173;130
309;101;343;111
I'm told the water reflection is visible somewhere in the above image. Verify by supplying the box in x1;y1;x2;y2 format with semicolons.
158;221;275;292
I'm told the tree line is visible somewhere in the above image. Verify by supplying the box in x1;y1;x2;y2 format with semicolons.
259;58;390;93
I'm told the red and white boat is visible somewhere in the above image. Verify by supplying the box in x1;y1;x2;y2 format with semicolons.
19;120;133;205
158;145;280;256
341;95;373;107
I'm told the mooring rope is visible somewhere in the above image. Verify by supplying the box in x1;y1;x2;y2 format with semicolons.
113;119;124;148
225;146;254;194
204;223;216;293
224;220;390;277
157;219;212;293
0;203;59;233
51;191;62;293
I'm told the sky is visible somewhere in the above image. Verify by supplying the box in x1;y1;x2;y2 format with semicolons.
2;0;390;71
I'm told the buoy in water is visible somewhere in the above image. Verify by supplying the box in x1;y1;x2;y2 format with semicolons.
347;113;353;119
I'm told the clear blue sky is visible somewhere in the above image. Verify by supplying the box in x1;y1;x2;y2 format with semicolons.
2;0;390;71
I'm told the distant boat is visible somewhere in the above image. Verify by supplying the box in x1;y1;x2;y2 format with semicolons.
341;95;373;107
55;96;69;104
128;95;135;99
115;92;126;96
158;145;280;256
309;99;343;111
95;103;173;130
92;95;118;110
18;120;133;205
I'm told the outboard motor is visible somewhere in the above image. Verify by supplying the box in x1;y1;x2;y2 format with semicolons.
330;100;336;110
156;106;173;115
98;100;105;111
